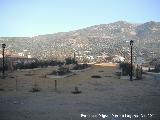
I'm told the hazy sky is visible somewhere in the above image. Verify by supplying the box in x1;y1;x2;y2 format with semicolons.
0;0;160;37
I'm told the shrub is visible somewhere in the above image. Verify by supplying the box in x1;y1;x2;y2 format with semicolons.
15;60;64;69
119;62;134;76
91;75;102;78
149;64;160;73
73;64;90;70
155;64;160;72
65;57;77;65
29;84;40;92
15;62;39;69
135;65;142;79
51;67;71;76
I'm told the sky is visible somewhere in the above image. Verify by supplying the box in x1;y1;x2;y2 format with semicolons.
0;0;160;37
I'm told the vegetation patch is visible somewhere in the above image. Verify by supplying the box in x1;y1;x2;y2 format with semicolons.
71;87;82;94
72;64;90;70
65;57;77;65
149;65;160;73
91;75;102;78
29;88;41;92
0;88;5;91
29;84;41;92
49;67;71;76
10;76;15;78
149;58;160;73
119;62;133;76
15;60;64;70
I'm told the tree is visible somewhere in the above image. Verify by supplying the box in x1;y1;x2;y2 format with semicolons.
119;62;134;76
65;57;77;65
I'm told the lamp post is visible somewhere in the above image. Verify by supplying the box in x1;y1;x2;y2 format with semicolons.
130;40;134;81
2;43;6;77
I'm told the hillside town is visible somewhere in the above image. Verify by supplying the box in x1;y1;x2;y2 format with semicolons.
1;0;160;119
0;49;37;72
0;21;160;120
1;21;160;74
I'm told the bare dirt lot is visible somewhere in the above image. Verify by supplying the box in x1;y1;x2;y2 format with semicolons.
0;65;160;120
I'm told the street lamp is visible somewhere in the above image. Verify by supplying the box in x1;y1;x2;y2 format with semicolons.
2;43;6;78
130;40;134;81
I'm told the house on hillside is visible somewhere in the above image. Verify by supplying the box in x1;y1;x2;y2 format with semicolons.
0;51;38;71
112;55;125;63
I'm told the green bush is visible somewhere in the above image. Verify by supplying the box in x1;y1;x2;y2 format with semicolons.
15;60;64;69
51;67;71;76
119;62;134;76
65;57;77;65
155;64;160;72
73;64;90;70
135;65;142;79
149;64;160;73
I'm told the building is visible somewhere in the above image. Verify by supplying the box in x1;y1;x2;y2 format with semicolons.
0;50;38;71
112;55;125;63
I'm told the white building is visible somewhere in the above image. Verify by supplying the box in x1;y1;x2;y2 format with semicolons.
27;54;32;58
113;55;125;62
18;53;25;57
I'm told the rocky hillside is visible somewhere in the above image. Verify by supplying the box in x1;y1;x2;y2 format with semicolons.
0;21;160;61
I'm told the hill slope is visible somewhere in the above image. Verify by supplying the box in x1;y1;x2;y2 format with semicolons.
1;21;160;61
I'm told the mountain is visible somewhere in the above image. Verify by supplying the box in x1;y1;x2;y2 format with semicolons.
0;21;160;61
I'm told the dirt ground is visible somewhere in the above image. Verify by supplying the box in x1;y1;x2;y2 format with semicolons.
0;65;160;120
